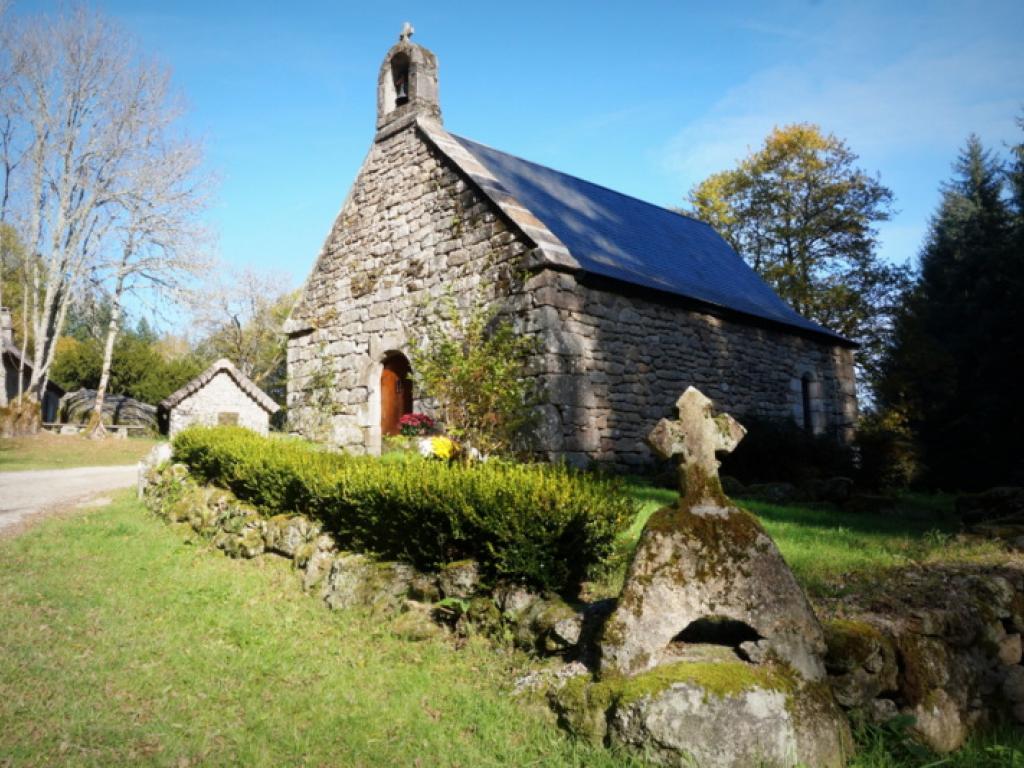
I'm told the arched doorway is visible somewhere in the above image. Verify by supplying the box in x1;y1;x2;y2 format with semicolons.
380;353;413;437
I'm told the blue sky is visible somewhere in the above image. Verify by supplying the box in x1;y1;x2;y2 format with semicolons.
18;0;1024;296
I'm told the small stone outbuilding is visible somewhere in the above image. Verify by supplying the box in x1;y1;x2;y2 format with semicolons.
285;27;858;468
159;358;279;437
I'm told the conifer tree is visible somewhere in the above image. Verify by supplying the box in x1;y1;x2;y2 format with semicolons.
879;133;1023;489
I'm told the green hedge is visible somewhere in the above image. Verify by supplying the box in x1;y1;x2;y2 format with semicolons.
172;426;635;594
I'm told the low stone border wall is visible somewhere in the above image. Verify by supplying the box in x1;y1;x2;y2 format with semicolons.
142;462;588;656
142;460;1024;760
816;564;1024;752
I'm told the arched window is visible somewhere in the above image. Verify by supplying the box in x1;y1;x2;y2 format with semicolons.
391;53;410;107
801;373;814;433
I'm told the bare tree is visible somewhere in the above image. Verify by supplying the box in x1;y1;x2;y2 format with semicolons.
0;5;209;425
0;1;18;309
194;269;296;402
89;117;210;437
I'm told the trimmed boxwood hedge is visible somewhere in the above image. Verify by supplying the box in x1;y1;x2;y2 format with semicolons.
172;426;635;594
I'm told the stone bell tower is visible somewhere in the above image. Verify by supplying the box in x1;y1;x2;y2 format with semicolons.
376;22;441;137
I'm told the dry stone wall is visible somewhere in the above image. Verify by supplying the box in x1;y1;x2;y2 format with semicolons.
520;269;857;468
817;563;1024;753
287;122;857;467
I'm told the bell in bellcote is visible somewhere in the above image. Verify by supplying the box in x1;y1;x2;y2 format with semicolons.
394;73;409;105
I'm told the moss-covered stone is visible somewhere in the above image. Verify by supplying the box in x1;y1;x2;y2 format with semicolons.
218;525;265;559
600;662;848;768
292;541;316;568
605;661;797;707
505;595;584;654
438;560;480;599
164;483;205;523
554;661;795;728
460;596;503;637
601;493;825;680
187;503;219;535
822;618;898;708
408;573;441;603
549;674;613;745
552;663;847;765
263;514;318;558
823;619;889;672
895;633;951;706
392;602;446;641
302;549;335;592
322;555;416;616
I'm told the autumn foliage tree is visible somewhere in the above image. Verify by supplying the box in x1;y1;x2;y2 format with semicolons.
688;124;909;386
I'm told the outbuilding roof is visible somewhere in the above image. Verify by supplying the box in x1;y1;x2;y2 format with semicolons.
159;358;280;415
447;134;849;344
2;339;65;396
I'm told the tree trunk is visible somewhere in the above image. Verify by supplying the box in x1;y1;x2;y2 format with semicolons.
89;269;127;439
17;278;28;401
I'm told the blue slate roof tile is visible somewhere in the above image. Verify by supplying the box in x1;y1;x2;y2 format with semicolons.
452;135;848;344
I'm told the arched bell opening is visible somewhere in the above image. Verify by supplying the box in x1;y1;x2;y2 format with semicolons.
391;52;411;107
380;352;413;437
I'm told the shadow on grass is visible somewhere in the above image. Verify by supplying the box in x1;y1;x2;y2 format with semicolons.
620;475;959;539
740;497;957;539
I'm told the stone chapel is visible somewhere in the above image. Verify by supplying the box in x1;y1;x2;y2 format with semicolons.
285;26;858;468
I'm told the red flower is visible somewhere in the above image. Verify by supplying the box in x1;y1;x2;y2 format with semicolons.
399;413;435;436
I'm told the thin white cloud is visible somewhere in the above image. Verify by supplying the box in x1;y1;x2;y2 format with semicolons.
661;9;1023;265
665;40;1021;183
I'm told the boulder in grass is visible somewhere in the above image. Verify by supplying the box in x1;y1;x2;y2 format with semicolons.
586;388;850;768
554;660;850;768
600;389;826;682
609;673;848;768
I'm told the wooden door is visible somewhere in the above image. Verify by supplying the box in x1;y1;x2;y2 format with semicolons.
380;355;413;436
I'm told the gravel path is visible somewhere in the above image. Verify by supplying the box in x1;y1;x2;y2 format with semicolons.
0;465;138;535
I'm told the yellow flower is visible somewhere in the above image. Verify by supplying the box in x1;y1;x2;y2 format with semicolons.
431;436;456;460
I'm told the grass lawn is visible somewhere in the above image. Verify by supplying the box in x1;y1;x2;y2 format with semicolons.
1;486;1020;766
0;432;160;472
0;492;641;767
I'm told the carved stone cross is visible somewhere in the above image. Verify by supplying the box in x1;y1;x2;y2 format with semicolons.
399;21;415;42
646;386;747;500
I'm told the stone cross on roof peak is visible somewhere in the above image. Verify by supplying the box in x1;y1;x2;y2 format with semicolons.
646;386;747;501
399;21;414;42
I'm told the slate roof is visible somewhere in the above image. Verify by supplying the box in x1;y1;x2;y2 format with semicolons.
450;134;849;344
159;358;280;414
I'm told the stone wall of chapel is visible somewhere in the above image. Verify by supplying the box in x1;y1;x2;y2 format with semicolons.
168;372;270;436
287;123;857;465
519;270;858;468
286;125;532;453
